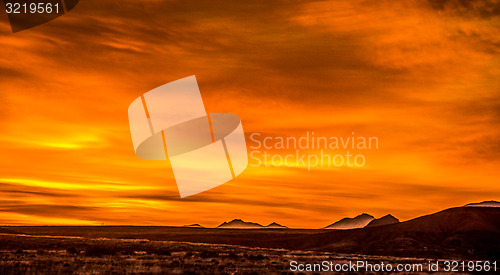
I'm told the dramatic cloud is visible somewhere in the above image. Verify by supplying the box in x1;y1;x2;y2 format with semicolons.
0;0;498;227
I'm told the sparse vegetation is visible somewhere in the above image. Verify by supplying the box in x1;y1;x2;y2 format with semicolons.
0;210;498;275
0;232;429;274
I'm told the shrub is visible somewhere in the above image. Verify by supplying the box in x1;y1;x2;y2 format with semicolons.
66;247;78;254
85;243;118;256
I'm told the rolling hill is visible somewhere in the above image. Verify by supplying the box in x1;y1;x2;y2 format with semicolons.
365;214;399;227
324;213;374;229
280;206;500;259
465;200;500;208
265;222;287;229
217;219;264;229
2;203;498;259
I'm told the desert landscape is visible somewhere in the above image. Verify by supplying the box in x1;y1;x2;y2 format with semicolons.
2;0;500;273
0;202;498;274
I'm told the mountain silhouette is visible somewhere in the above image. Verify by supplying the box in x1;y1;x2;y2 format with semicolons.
266;222;288;229
365;214;399;227
217;219;264;229
1;202;498;259
465;200;500;208
158;205;500;259
282;206;500;259
324;213;374;229
183;224;204;228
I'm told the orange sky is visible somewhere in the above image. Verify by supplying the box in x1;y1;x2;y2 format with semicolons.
0;0;499;227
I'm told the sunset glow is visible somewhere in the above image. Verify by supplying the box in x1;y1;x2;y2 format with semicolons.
1;0;499;228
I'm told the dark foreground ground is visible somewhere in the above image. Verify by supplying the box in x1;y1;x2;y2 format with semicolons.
0;207;498;274
0;232;462;274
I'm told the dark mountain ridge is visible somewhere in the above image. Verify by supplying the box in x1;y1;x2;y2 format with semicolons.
217;219;264;229
275;207;500;259
2;204;498;259
324;213;374;229
365;214;399;227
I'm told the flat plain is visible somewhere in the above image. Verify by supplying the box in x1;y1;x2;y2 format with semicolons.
0;207;498;274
